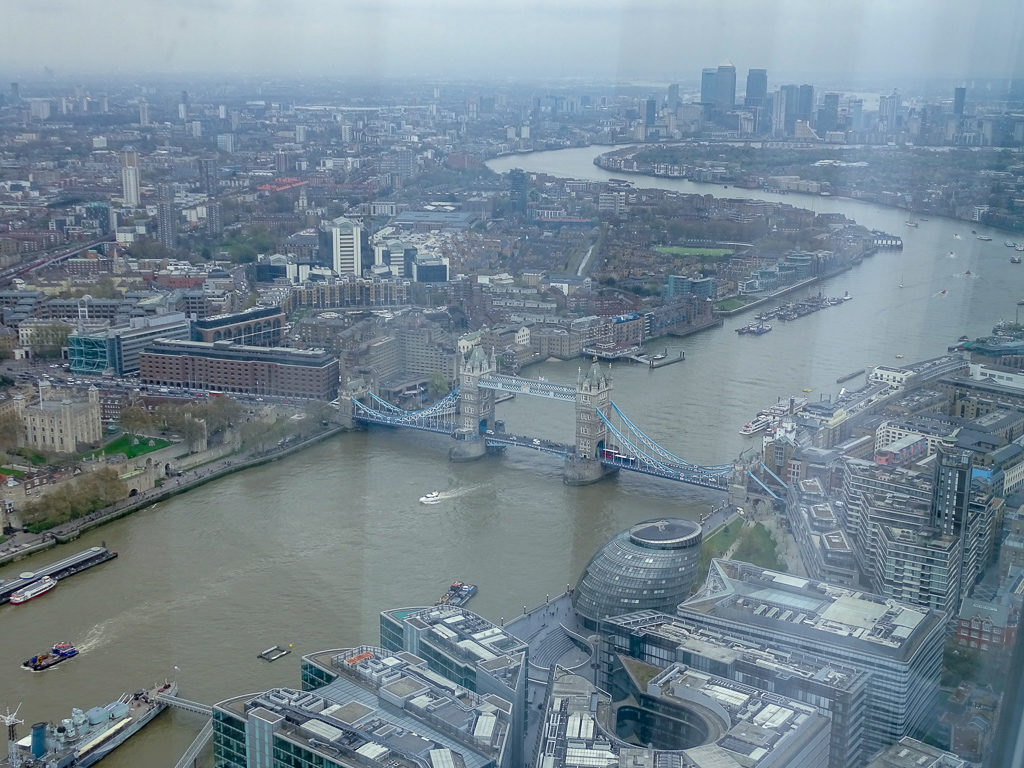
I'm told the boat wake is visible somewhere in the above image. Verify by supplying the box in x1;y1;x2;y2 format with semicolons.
76;615;118;653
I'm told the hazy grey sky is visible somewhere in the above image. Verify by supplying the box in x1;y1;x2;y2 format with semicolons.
3;0;1022;82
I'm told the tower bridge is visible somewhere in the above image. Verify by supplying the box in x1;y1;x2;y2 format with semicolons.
345;346;736;491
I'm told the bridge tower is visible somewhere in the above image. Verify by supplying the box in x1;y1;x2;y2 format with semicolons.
564;361;617;485
449;346;495;462
337;376;372;430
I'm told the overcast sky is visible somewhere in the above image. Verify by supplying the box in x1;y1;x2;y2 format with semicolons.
3;0;1022;83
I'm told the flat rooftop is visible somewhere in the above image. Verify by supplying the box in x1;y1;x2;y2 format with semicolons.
680;560;945;660
217;645;509;768
535;662;830;768
604;610;865;692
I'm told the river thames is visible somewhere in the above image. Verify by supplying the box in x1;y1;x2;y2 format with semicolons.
1;145;1019;766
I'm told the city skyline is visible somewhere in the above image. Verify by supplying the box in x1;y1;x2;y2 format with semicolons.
3;0;1023;82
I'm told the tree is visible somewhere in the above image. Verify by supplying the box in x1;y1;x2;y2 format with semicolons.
0;412;21;454
20;467;126;529
177;416;206;453
33;322;72;359
197;396;241;434
428;373;449;399
119;404;150;439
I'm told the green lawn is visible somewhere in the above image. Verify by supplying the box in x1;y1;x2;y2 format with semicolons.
0;466;25;478
733;523;785;571
714;298;752;311
83;434;171;460
656;246;734;258
697;522;742;585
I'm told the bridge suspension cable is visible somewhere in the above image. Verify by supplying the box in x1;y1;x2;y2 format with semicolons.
350;394;457;434
606;402;733;473
364;387;460;417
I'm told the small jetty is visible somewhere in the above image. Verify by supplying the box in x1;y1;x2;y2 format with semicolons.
836;368;865;384
257;645;291;662
649;350;684;369
627;348;685;368
0;546;117;606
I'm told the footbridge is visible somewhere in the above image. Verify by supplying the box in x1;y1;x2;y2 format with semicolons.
347;346;736;489
155;692;213;717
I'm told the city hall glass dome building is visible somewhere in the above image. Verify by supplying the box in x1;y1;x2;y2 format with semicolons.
573;518;703;629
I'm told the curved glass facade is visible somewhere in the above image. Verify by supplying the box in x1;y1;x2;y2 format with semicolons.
573;518;703;628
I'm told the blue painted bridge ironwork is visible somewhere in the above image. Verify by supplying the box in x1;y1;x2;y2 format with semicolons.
352;373;732;491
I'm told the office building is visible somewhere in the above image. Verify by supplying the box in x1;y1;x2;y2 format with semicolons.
573;518;702;629
410;255;448;283
865;737;967;768
819;92;840;132
138;101;149;126
534;664;830;768
745;68;768;108
600;610;871;767
191;306;285;346
67;313;192;376
797;84;815;124
379;605;528;766
157;183;176;251
849;98;864;131
678;559;946;759
13;382;102;454
953;86;966;118
213;645;513;768
667;82;680;107
121;150;140;208
880;91;901;132
700;67;718;104
140;339;340;400
643;97;657;126
330;216;362;276
716;62;736;108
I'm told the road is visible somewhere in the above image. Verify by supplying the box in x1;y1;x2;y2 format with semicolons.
0;236;113;285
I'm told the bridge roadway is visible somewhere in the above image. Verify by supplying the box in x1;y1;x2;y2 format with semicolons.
484;433;572;457
0;236;113;284
599;455;730;490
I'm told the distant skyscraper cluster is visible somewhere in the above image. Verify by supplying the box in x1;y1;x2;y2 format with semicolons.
678;62;977;144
